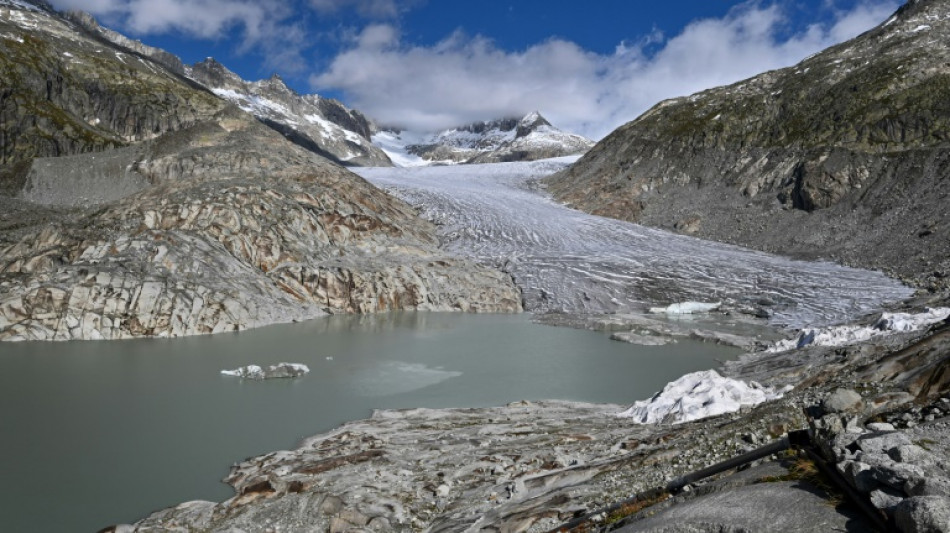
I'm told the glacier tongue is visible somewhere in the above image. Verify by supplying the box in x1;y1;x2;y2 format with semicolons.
355;158;912;329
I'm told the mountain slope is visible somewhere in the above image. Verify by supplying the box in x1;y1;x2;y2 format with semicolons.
381;112;594;165
187;58;392;167
0;0;223;192
547;0;950;290
0;1;519;341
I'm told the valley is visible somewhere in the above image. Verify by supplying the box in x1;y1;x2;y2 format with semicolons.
1;0;949;531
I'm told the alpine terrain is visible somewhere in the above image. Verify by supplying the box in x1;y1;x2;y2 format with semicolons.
186;58;393;167
0;0;519;341
2;0;950;532
125;1;950;532
547;0;950;291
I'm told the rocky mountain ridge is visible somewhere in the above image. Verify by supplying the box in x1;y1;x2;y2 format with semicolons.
377;111;594;165
0;0;520;341
546;0;950;291
186;58;393;167
63;9;186;75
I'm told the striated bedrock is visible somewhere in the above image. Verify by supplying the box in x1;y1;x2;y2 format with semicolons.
0;111;521;341
546;0;950;290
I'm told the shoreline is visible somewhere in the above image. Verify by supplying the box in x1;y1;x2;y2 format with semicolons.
120;292;950;532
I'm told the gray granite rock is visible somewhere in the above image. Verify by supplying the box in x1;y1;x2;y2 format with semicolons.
893;496;950;533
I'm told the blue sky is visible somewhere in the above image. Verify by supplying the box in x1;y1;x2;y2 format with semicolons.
48;0;901;138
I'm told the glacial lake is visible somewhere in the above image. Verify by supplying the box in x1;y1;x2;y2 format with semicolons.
0;312;741;532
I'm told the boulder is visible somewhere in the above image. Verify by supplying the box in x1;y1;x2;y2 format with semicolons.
893;496;950;533
821;388;864;414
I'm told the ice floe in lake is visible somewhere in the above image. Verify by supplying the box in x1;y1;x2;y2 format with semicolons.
221;363;310;380
618;369;789;424
355;159;912;329
768;307;950;352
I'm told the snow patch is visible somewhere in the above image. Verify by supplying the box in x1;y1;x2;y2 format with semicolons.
221;362;310;380
767;308;950;353
372;131;429;167
618;370;789;424
910;24;932;33
649;301;721;315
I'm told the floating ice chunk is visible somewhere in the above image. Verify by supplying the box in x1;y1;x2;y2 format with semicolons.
221;362;310;380
618;369;788;424
648;301;722;315
768;307;950;352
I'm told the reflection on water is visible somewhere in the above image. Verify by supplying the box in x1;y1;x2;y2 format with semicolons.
0;312;738;532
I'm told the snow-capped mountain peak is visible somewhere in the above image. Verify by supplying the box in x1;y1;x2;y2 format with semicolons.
377;112;593;166
515;111;551;137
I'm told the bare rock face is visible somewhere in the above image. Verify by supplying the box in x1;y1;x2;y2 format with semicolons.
187;58;393;167
0;109;521;341
547;0;950;290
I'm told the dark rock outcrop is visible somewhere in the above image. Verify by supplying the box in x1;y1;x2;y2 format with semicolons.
547;0;950;290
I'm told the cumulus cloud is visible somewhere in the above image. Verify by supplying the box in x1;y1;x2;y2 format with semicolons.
312;0;900;139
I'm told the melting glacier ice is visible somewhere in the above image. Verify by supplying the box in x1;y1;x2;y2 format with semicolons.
355;158;913;329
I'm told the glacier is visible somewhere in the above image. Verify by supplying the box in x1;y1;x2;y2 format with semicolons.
355;158;913;329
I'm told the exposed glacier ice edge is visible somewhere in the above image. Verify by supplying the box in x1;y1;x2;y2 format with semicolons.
767;307;950;353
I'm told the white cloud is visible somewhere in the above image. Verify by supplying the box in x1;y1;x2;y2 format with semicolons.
50;0;282;38
311;0;900;139
47;0;306;71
